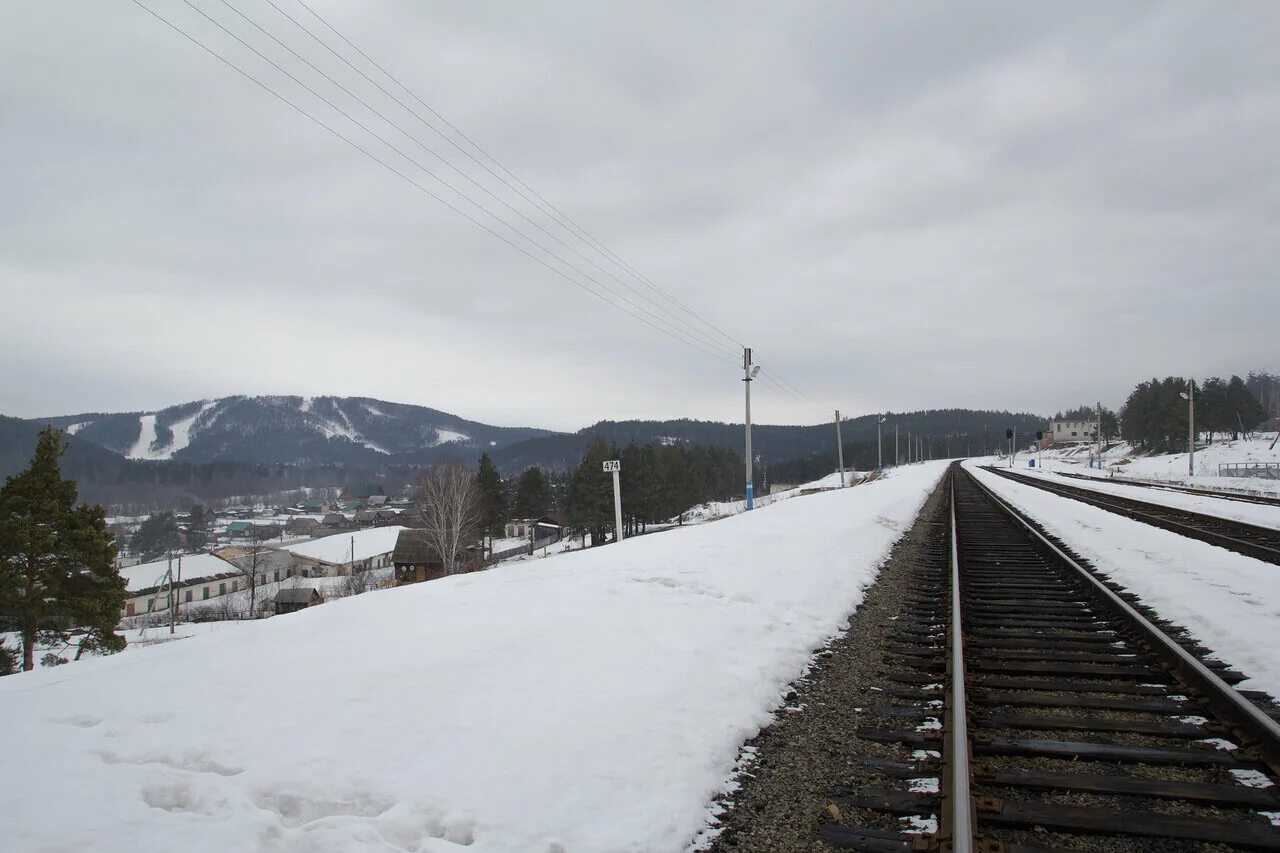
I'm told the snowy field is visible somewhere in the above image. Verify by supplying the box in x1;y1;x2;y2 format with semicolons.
0;462;949;853
968;462;1280;699
1029;435;1280;497
997;465;1280;529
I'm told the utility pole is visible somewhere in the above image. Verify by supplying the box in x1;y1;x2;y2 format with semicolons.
895;424;899;467
907;430;912;464
1184;379;1196;477
743;348;760;508
166;553;175;635
834;409;845;487
877;415;885;472
1096;401;1103;470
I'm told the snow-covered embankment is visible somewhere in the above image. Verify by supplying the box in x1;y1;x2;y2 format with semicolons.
0;462;950;852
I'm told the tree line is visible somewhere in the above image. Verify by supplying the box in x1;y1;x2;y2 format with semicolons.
1119;375;1266;453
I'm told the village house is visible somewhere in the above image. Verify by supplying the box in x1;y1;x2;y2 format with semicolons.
225;549;298;587
504;515;567;543
273;587;324;615
392;529;445;584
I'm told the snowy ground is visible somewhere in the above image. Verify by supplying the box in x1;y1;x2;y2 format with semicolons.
967;462;1280;699
997;465;1280;529
0;462;949;853
1028;435;1280;497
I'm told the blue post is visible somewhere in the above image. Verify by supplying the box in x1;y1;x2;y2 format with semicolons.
746;481;754;510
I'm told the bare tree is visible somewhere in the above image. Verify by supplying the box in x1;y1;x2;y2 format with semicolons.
230;525;273;618
413;461;481;575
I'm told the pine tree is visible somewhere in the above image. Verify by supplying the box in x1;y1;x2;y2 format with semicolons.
566;437;617;545
0;428;126;672
130;511;182;561
513;466;551;519
475;453;508;556
186;504;210;551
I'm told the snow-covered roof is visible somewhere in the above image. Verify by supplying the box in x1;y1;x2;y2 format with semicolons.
283;526;408;565
117;553;238;593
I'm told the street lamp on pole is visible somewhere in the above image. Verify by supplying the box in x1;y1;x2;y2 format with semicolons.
743;348;760;509
878;415;886;472
1180;379;1195;477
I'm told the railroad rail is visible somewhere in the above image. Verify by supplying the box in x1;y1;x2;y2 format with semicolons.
1054;469;1280;508
984;466;1280;565
821;465;1280;851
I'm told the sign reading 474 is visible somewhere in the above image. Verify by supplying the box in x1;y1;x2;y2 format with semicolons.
602;459;621;472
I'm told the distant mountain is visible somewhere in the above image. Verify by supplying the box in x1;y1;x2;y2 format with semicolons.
35;396;559;467
5;398;1046;510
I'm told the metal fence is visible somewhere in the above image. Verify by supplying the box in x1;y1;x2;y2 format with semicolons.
1218;462;1280;480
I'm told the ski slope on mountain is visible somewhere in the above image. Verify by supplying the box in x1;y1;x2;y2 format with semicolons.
0;463;947;853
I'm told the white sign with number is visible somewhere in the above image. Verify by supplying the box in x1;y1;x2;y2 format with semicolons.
602;460;621;472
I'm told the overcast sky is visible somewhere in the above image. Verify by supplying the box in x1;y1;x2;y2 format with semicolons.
2;1;1277;430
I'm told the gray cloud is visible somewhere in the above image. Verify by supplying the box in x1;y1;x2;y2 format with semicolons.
2;0;1277;429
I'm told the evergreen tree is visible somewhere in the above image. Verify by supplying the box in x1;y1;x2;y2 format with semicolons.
1226;375;1265;437
565;437;618;545
512;466;551;519
0;428;126;672
129;511;182;561
474;453;508;555
186;504;210;551
0;638;17;675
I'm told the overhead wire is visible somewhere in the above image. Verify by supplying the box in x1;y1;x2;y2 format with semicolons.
212;0;738;360
130;0;738;366
286;0;745;354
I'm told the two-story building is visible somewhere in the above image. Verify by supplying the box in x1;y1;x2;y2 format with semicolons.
1048;419;1097;444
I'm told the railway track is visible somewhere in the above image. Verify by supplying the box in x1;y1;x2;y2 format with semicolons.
821;465;1280;851
983;466;1280;565
1054;470;1280;508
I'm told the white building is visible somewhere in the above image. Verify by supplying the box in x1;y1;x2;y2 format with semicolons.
283;526;406;577
1049;419;1097;444
119;553;244;617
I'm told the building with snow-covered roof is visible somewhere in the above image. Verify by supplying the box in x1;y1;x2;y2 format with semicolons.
119;553;243;618
283;526;406;577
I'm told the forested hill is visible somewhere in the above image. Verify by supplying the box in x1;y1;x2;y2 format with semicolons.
489;409;1046;473
1;404;1045;511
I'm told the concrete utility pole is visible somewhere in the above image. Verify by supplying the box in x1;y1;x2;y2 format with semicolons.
743;348;760;508
895;424;899;467
1183;380;1196;477
907;430;912;464
603;459;623;541
1096;401;1103;470
878;415;886;472
834;410;845;487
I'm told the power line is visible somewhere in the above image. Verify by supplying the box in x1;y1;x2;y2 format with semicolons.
130;0;738;366
184;0;739;361
213;0;738;359
285;0;745;353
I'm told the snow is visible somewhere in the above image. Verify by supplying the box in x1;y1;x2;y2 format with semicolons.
1033;435;1280;497
65;420;90;435
118;553;239;592
126;413;163;460
1002;467;1280;529
0;463;948;852
123;403;217;461
968;462;1280;698
431;427;470;446
283;526;408;565
162;401;217;458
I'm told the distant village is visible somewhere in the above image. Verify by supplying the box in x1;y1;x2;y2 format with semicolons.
112;483;567;624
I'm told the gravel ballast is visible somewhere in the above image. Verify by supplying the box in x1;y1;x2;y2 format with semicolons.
701;476;951;851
